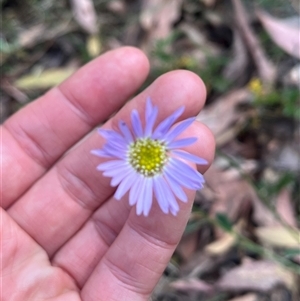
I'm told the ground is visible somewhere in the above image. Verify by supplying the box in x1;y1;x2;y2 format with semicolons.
1;0;299;300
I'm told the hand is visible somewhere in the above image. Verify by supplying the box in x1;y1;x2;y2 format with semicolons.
1;47;215;301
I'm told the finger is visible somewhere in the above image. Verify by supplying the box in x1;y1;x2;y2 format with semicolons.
52;121;214;287
0;208;79;300
8;70;207;257
80;139;215;301
2;47;149;208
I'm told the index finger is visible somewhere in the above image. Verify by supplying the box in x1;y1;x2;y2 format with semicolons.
2;47;149;208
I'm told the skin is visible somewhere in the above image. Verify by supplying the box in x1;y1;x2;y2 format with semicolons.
1;47;215;301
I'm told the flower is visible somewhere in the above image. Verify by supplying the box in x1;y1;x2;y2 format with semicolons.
91;97;207;216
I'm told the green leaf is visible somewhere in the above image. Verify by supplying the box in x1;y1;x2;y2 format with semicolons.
215;213;233;232
283;248;300;258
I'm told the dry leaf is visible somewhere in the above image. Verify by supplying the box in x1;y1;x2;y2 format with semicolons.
289;0;300;13
205;232;236;256
107;0;126;14
257;11;300;59
170;278;213;293
223;29;249;85
19;24;46;48
256;226;300;248
216;259;295;292
232;0;276;85
87;34;102;57
140;0;183;39
251;194;279;227
202;164;254;222
15;68;76;90
206;166;277;227
204;162;277;227
228;293;258;301
176;232;199;262
19;22;73;48
268;143;300;173
180;251;223;278
199;0;216;7
179;23;221;58
284;63;300;88
1;79;28;103
71;0;98;34
276;188;297;228
179;23;206;45
197;89;252;146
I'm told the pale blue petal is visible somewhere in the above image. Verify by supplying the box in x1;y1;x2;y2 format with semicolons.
170;158;205;185
163;165;183;186
129;175;143;205
167;137;197;149
131;110;143;138
136;177;153;216
152;106;185;139
142;178;153;216
172;150;208;165
145;96;153;120
153;176;169;214
160;177;179;214
172;158;205;183
174;172;201;190
136;179;147;215
164;171;187;203
93;99;208;216
170;207;178;216
104;136;127;150
98;129;126;145
114;171;138;200
91;149;113;158
104;143;125;152
102;145;126;159
144;106;158;137
107;140;127;150
153;175;179;214
164;117;195;143
118;120;133;143
110;169;132;187
97;160;125;171
103;163;130;177
166;163;202;190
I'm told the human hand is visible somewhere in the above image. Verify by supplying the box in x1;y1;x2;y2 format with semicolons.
1;47;215;301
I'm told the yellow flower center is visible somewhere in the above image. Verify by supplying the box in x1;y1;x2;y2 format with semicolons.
128;138;168;176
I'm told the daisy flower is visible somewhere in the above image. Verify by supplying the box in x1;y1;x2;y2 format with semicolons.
91;97;207;216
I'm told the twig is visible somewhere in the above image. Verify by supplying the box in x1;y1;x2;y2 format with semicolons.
231;0;276;86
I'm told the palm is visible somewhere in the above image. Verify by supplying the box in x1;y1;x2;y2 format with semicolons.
1;47;214;301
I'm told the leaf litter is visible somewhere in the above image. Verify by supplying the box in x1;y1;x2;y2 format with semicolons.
2;0;300;300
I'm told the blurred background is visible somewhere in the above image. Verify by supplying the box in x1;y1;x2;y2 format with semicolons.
1;0;299;300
